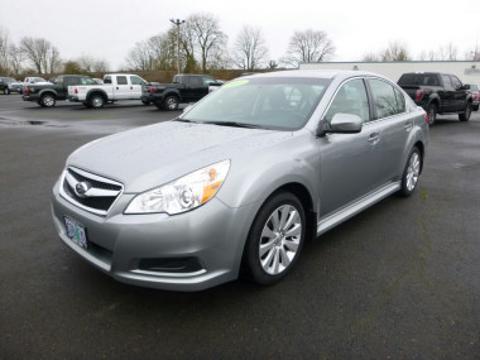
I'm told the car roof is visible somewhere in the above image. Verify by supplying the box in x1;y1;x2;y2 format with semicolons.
243;69;387;82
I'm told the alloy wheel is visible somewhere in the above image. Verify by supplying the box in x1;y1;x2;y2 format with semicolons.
259;204;302;275
406;152;420;191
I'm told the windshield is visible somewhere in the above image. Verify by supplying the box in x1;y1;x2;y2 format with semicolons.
181;77;330;130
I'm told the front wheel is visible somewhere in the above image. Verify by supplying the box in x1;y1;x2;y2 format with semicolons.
243;192;306;285
459;103;472;121
399;147;422;197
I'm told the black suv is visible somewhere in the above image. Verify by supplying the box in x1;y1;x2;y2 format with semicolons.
398;72;472;125
23;74;96;107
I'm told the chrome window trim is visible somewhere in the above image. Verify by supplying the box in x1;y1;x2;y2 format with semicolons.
59;166;124;217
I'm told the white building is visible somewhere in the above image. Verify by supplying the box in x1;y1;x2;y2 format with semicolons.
299;61;480;84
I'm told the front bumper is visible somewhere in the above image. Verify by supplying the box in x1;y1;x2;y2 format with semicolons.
51;180;258;291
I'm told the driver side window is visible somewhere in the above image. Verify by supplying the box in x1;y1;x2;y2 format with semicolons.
324;79;370;123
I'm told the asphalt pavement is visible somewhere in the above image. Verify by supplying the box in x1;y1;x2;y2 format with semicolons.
0;94;479;359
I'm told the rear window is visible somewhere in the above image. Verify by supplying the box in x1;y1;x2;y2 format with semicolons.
398;74;440;86
117;76;128;85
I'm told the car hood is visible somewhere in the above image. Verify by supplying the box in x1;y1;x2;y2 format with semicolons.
67;121;292;193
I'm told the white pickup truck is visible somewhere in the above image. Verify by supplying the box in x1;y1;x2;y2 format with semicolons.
67;73;149;108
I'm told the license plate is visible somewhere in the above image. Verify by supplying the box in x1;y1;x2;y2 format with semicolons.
64;217;88;249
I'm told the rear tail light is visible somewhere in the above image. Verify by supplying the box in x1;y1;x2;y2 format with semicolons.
415;89;425;103
148;86;156;94
23;87;30;96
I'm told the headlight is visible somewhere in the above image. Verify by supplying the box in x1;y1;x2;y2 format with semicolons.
124;160;230;215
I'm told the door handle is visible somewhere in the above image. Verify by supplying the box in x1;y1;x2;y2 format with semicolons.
116;86;119;90
368;132;380;145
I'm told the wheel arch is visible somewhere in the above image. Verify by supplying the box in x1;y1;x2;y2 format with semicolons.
86;89;108;102
39;89;57;98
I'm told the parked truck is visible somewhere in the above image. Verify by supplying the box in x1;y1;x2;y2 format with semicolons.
141;74;222;110
68;73;149;108
398;72;473;125
22;75;94;107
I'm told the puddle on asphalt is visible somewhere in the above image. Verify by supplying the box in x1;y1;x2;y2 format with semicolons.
0;117;67;129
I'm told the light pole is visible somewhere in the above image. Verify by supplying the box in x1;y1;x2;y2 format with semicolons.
170;18;185;74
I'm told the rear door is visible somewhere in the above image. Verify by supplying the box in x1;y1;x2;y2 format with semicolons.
129;75;145;99
440;74;456;112
114;75;130;100
183;76;206;102
449;75;467;111
366;78;411;185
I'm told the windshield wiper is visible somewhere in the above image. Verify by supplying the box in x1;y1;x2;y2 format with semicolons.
201;120;263;129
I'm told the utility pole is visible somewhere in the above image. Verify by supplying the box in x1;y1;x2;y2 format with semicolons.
170;18;186;74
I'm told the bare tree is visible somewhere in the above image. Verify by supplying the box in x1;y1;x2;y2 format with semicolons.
188;13;228;72
362;52;379;62
267;60;278;70
233;26;268;71
8;44;24;75
76;55;109;72
282;29;334;67
465;44;480;61
20;37;61;74
0;28;9;72
126;40;155;71
380;41;410;61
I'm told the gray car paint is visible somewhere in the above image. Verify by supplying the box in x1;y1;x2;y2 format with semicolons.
51;70;429;291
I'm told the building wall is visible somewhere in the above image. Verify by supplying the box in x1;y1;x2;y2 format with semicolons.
299;61;480;84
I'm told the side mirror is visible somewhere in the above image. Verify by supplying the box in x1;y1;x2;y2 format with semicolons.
317;113;363;137
463;84;471;90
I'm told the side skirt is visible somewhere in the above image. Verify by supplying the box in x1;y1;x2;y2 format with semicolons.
316;181;401;236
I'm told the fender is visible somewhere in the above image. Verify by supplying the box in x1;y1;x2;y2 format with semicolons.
398;120;428;177
86;88;108;101
38;88;58;98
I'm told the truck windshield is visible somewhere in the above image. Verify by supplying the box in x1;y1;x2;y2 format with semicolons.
181;77;331;130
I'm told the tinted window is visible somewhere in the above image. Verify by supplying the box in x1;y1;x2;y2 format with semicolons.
394;87;406;113
398;74;440;86
182;77;330;130
369;79;402;119
104;76;112;84
324;79;370;123
202;76;215;86
441;75;453;90
188;77;204;87
449;75;462;90
117;76;128;85
64;77;80;86
130;76;145;85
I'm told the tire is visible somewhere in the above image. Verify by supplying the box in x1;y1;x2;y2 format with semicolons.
142;99;151;106
459;102;472;121
40;93;56;108
243;192;306;285
5;88;10;95
426;103;437;125
162;95;179;111
88;94;105;109
399;147;422;197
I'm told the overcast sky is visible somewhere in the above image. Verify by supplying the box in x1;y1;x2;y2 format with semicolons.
1;0;479;69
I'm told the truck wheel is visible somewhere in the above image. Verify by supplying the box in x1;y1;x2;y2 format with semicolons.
142;99;151;106
5;88;10;95
40;94;56;108
427;103;437;125
459;103;472;122
88;94;105;109
162;95;179;111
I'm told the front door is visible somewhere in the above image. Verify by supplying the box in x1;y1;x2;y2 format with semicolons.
318;78;380;216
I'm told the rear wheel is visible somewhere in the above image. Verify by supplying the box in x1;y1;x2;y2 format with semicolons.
427;103;437;125
88;94;105;109
459;102;472;121
399;147;422;197
243;192;306;285
5;88;10;95
40;93;56;108
162;95;179;111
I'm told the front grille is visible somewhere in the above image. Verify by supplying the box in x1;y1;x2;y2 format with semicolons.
60;167;123;216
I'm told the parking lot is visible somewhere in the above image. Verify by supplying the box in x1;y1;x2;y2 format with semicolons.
1;94;479;358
